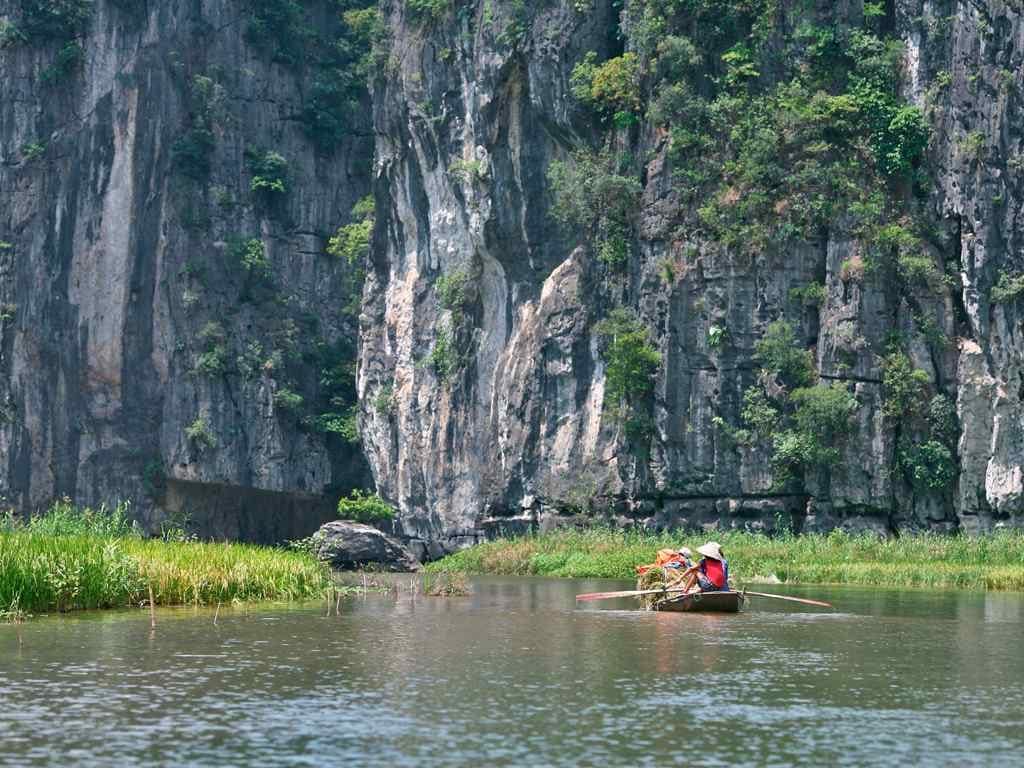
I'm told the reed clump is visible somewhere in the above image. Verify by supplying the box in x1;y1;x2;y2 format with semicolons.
428;528;1024;591
422;571;471;597
0;500;331;618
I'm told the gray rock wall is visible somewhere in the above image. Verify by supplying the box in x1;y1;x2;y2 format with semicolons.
359;0;1024;553
2;0;1021;551
0;0;371;539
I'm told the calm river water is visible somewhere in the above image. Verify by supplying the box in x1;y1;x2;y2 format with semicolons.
2;577;1023;767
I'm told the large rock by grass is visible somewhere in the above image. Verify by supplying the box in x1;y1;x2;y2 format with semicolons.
312;521;421;572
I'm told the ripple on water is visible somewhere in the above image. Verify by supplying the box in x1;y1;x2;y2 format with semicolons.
1;580;1023;767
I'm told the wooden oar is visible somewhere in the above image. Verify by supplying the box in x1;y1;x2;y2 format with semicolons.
742;591;833;608
575;587;691;602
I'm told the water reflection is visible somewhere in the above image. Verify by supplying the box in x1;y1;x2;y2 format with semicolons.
1;579;1022;767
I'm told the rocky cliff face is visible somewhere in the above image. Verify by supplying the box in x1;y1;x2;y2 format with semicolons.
2;0;1021;552
0;0;372;539
359;0;1024;555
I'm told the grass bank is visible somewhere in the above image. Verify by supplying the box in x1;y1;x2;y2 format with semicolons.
0;501;331;619
427;528;1024;591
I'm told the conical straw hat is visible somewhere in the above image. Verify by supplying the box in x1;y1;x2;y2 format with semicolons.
697;541;723;560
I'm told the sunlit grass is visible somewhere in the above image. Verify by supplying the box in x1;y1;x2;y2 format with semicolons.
428;528;1024;591
0;501;331;617
0;533;332;616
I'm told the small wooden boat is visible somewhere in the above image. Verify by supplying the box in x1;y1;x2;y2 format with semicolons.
653;590;745;613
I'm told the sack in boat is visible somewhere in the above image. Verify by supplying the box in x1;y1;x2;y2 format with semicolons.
635;549;689;575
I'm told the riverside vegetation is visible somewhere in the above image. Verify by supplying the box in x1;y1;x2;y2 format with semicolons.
0;500;331;621
429;529;1024;591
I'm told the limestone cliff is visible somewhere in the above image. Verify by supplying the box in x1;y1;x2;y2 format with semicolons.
359;0;1024;555
2;0;1022;551
0;0;372;539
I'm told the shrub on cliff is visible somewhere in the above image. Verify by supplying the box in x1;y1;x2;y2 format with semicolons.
596;309;661;436
570;51;642;124
246;149;288;199
336;490;395;524
19;0;92;41
407;0;450;22
547;150;641;268
328;196;374;264
755;320;815;389
992;271;1024;303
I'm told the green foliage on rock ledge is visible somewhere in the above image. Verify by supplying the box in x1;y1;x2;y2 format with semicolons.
336;489;396;523
596;309;661;437
244;0;382;150
755;320;815;389
880;348;959;492
327;195;375;264
185;417;217;450
18;0;92;41
247;149;289;198
548;149;641;268
571;51;642;125
725;319;859;484
606;0;931;261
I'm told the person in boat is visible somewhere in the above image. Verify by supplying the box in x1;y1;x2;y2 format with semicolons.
635;546;693;576
681;541;729;593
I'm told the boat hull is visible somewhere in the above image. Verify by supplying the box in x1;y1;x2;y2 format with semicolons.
654;591;744;613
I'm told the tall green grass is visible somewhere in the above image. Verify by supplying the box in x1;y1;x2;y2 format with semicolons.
428;528;1024;591
0;500;331;618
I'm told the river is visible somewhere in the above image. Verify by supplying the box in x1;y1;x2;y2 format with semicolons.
2;577;1023;766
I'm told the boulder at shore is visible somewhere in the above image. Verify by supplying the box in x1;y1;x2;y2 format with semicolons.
312;521;421;572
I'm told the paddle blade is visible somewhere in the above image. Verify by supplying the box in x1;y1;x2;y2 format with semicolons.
575;590;641;602
744;591;833;608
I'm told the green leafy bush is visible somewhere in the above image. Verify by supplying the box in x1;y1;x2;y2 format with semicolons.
436;269;471;312
185;417;217;450
39;41;83;84
449;158;487;183
642;8;928;256
373;384;394;415
570;51;642;118
755;320;815;388
336;489;395;523
327;196;374;264
228;237;269;277
21;142;46;162
172;75;223;179
596;309;661;433
880;349;929;419
900;439;957;490
407;0;450;22
245;0;309;65
246;149;288;198
172;129;215;179
20;0;92;40
740;387;779;437
926;395;958;444
992;271;1024;303
790;384;859;439
273;387;304;412
547;149;641;268
194;322;228;377
428;324;460;381
790;282;826;306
